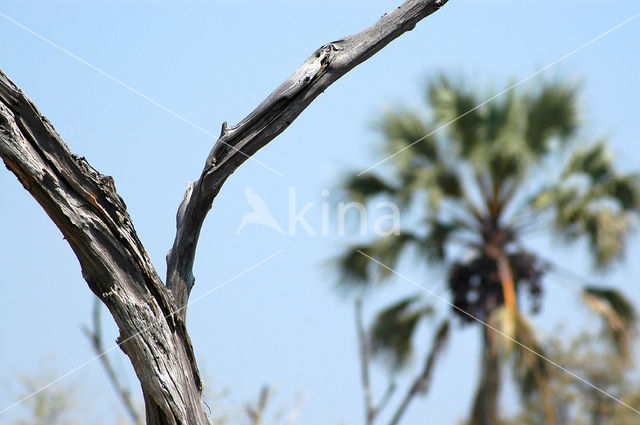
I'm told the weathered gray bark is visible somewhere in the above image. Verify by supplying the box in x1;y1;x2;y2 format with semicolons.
0;1;449;423
0;71;207;424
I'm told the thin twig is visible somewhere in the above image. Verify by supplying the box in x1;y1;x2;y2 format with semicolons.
355;296;375;425
245;385;271;425
372;380;397;419
387;320;450;425
82;299;143;425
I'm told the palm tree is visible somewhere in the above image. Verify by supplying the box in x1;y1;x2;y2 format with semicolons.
333;76;639;425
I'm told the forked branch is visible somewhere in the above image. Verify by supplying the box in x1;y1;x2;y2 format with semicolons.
0;1;450;423
0;70;207;424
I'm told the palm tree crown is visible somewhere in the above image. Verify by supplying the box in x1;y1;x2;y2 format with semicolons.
334;76;639;425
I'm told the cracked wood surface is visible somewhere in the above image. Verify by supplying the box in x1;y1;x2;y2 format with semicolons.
1;1;449;423
0;70;208;425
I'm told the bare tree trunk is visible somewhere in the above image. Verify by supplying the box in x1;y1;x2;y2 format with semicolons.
0;1;449;422
470;326;501;425
0;75;209;424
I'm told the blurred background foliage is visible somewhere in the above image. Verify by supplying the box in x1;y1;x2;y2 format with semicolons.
9;74;639;425
333;75;639;425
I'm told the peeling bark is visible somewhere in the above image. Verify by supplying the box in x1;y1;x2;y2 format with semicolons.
0;71;207;424
0;1;450;423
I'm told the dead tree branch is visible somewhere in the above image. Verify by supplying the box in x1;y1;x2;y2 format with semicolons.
166;0;450;319
0;70;207;424
0;1;449;423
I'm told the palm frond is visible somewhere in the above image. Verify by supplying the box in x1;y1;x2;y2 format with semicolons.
395;166;434;206
374;108;439;169
334;244;376;288
427;75;482;156
400;164;465;211
608;173;640;211
585;209;631;268
341;172;397;204
333;232;422;289
564;142;612;183
420;218;458;263
485;88;523;144
434;167;463;198
370;295;433;369
477;91;534;195
581;287;637;362
530;144;640;269
371;231;421;279
487;151;524;190
525;81;579;155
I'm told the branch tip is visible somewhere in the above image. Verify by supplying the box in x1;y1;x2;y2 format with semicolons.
220;121;228;137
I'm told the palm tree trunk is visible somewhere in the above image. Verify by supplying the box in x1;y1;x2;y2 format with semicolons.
497;255;517;312
470;326;501;425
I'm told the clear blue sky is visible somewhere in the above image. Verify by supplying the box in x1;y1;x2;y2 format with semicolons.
1;1;639;424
